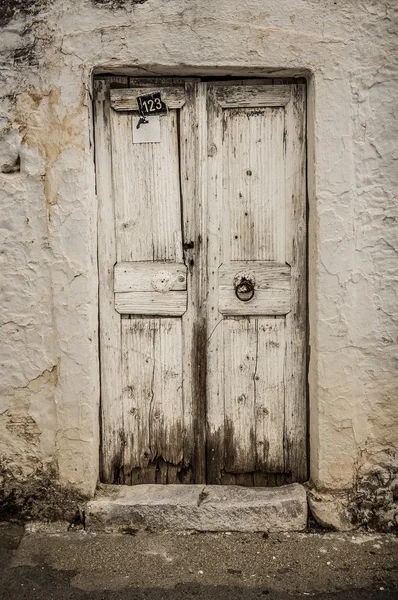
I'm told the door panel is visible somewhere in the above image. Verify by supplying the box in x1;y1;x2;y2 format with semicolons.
95;78;201;484
222;318;286;474
223;107;285;262
121;318;185;484
111;108;182;263
95;77;307;486
206;82;307;484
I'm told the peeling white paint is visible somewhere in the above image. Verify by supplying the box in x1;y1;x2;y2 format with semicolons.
0;0;397;524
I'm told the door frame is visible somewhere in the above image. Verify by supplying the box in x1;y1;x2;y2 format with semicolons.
93;73;310;486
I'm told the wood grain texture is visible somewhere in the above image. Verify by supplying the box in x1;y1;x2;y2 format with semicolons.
97;80;197;484
110;108;182;262
205;84;226;484
115;291;187;316
218;263;291;316
97;78;307;487
205;82;307;484
179;80;207;482
94;76;128;483
223;107;286;262
255;318;286;473
121;319;185;475
223;318;257;473
111;87;186;111
114;262;187;292
214;85;291;108
219;289;290;316
283;84;308;482
222;318;286;475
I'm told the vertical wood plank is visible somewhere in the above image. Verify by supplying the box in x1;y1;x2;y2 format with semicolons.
151;319;184;465
205;84;226;483
110;110;182;262
180;79;206;482
223;318;257;473
122;318;185;476
223;107;285;262
94;76;127;483
255;318;286;473
235;473;255;486
122;318;154;473
253;472;269;486
284;84;308;482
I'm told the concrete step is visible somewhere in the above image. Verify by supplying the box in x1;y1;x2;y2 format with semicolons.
85;483;307;533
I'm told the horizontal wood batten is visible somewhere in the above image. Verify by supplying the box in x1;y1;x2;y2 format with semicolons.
215;85;292;108
218;263;291;316
115;291;187;316
114;262;187;292
111;87;186;111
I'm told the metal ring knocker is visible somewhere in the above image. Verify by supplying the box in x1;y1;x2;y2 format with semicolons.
235;276;255;302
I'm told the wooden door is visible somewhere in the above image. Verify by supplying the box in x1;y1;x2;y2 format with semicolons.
94;77;307;486
94;77;204;484
205;83;307;485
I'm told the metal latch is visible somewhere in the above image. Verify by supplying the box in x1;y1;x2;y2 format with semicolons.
234;273;255;302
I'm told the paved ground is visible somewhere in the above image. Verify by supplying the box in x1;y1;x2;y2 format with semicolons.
0;522;397;599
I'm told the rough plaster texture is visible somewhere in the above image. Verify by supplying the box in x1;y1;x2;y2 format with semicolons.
0;0;397;527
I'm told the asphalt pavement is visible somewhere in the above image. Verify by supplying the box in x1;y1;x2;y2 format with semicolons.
0;522;397;599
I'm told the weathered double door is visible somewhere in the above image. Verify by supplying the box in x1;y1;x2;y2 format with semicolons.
94;77;307;486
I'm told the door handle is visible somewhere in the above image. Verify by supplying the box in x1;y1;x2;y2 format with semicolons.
234;275;255;302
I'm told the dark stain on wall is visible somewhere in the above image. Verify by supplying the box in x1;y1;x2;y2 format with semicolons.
92;0;148;8
0;464;88;523
0;0;49;28
349;458;398;532
13;43;39;67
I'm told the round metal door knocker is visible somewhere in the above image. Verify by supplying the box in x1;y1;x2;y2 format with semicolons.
234;273;255;302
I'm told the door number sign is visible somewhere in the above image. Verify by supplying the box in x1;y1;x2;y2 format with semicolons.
136;91;167;128
133;91;167;143
138;92;167;116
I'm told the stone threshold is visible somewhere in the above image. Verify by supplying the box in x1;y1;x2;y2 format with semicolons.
85;483;307;533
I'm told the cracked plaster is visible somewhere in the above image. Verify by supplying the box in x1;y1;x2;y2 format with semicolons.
0;0;397;527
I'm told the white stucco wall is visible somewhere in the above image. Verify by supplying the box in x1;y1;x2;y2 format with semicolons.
0;0;397;524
